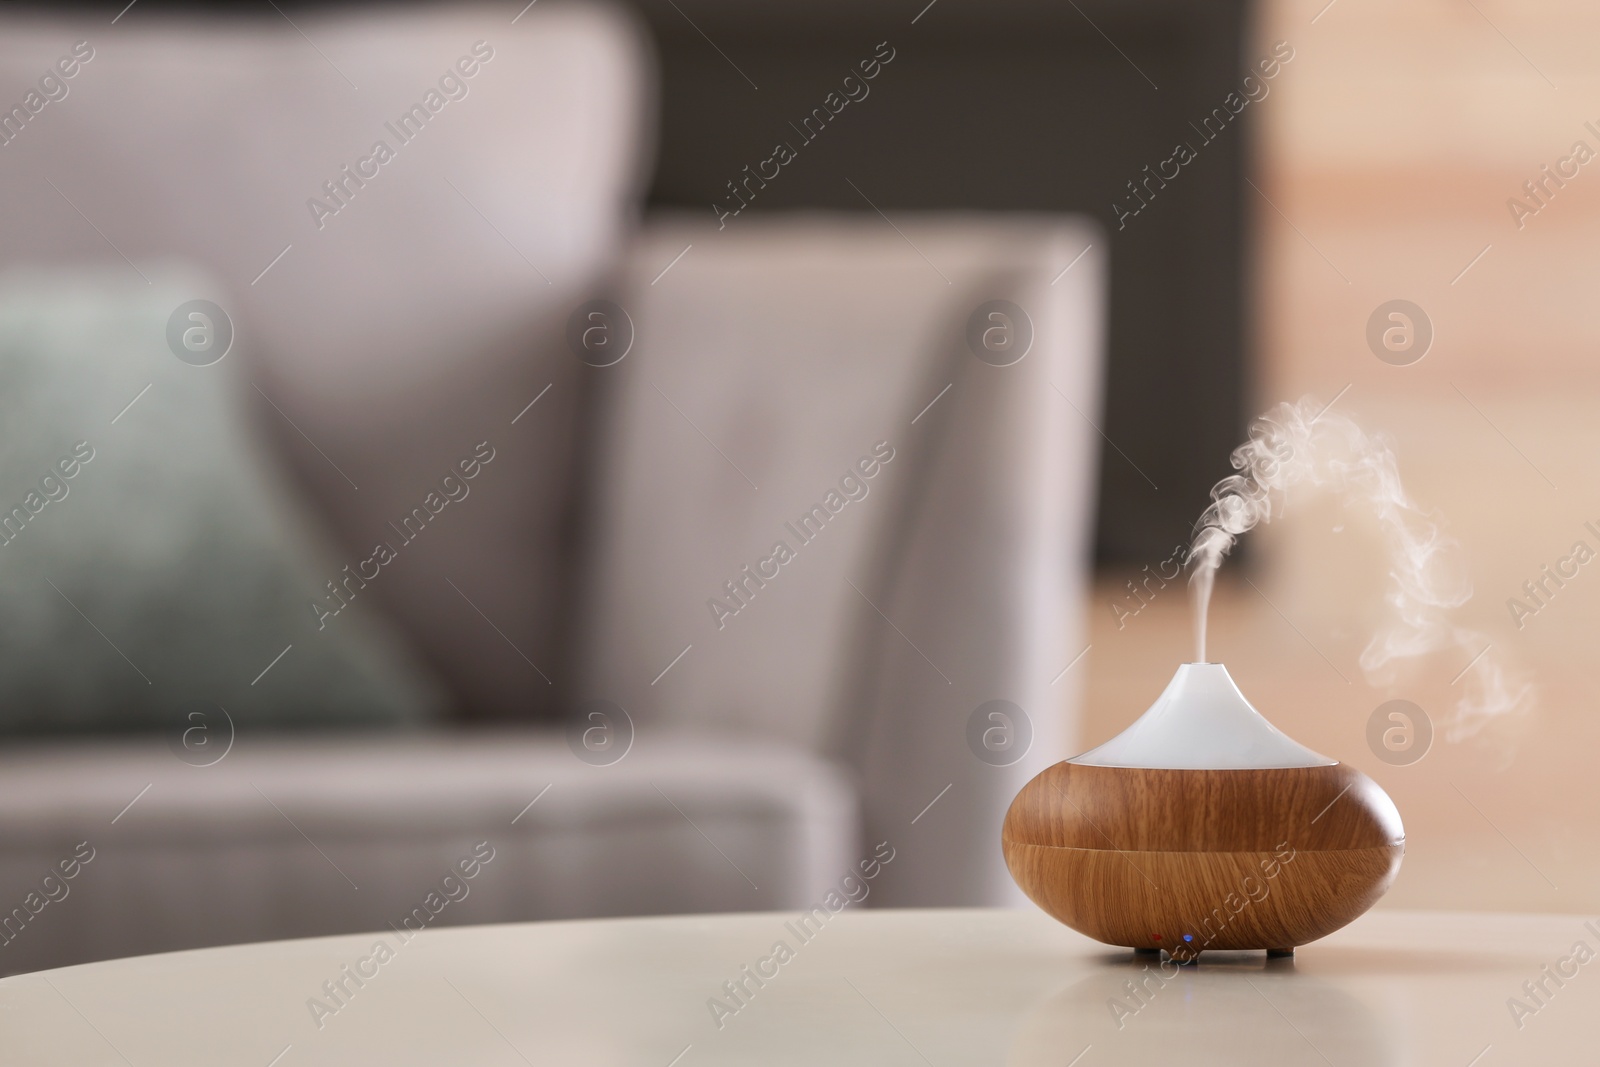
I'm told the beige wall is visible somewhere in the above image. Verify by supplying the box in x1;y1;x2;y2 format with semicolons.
1081;0;1600;913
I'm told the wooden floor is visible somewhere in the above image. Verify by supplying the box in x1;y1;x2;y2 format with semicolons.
1076;0;1600;915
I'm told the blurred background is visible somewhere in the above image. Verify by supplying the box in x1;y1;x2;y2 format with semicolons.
0;0;1591;976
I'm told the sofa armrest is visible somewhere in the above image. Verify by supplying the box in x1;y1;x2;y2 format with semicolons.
583;214;1105;906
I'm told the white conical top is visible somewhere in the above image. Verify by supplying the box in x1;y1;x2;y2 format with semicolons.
1069;662;1335;769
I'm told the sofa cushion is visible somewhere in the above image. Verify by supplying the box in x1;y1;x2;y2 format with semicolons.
0;732;857;976
0;267;442;734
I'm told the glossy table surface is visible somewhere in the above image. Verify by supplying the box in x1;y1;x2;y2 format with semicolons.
0;907;1590;1065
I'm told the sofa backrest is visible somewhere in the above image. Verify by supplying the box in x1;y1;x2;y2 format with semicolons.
0;3;653;720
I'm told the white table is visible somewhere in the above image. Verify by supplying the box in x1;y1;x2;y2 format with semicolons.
0;908;1589;1064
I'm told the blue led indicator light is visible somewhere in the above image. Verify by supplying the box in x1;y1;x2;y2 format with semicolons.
1183;934;1193;942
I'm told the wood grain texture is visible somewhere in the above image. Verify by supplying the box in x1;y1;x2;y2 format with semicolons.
1003;762;1404;959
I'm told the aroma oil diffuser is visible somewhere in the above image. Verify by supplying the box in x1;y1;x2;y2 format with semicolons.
1003;663;1403;961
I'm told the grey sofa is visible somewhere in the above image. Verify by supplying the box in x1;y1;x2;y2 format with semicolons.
0;4;1102;975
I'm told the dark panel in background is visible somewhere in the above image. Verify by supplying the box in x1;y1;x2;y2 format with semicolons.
26;0;1254;565
629;0;1254;565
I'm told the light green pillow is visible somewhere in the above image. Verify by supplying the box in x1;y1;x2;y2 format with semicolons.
0;267;444;734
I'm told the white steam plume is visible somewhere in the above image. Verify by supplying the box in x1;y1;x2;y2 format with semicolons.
1187;396;1530;740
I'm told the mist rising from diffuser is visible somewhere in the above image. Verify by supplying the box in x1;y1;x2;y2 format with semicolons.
1187;396;1530;739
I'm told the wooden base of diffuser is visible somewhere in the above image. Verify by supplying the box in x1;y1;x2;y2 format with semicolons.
1002;763;1403;961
